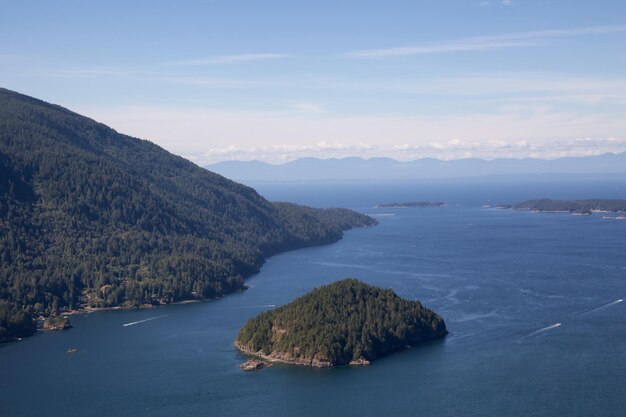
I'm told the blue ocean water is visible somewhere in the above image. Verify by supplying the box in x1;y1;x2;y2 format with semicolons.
1;181;625;417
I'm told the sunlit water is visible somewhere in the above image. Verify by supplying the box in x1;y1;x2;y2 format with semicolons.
1;181;625;417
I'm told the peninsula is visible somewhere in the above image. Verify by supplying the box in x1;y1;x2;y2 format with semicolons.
235;279;447;368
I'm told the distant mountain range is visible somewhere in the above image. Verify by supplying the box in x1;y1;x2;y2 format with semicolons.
206;153;626;182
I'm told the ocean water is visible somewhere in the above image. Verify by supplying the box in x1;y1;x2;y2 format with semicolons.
1;181;625;417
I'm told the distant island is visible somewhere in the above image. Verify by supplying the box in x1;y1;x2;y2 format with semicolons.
513;199;626;215
235;279;447;368
0;88;377;342
375;201;446;209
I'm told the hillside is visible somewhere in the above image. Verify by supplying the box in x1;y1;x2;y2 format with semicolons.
0;88;377;341
235;279;447;367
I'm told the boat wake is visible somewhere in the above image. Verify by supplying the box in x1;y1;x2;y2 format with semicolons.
122;315;168;327
518;298;622;341
522;322;562;339
580;299;623;316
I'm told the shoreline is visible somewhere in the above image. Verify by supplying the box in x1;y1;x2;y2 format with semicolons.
234;335;447;369
234;340;334;368
56;228;373;318
513;208;626;215
61;295;229;316
6;221;376;343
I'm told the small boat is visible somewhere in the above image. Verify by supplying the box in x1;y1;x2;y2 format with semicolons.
66;348;78;354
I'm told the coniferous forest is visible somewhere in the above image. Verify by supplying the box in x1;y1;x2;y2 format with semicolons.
0;88;377;341
236;279;447;366
513;199;626;214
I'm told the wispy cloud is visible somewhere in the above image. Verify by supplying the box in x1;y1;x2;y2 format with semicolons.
478;0;512;6
291;72;626;106
152;75;259;89
200;137;626;164
77;102;626;165
349;24;626;57
200;142;377;163
40;65;626;106
164;53;291;66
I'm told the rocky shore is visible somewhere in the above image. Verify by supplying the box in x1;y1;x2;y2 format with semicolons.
239;359;272;371
235;341;335;368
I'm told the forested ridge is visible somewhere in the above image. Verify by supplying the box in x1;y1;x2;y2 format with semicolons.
0;88;377;341
236;279;447;366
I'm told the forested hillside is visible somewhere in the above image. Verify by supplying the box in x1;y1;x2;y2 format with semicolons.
0;88;376;341
514;199;626;214
236;279;447;366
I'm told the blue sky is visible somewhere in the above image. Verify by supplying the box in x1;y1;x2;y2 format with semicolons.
2;0;626;164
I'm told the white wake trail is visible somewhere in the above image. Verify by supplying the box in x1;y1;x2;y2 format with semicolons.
581;299;623;316
524;322;562;338
122;315;168;327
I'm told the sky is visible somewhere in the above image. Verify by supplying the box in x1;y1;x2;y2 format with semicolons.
2;0;626;165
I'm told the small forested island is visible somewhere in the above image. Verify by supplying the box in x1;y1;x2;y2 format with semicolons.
0;88;377;342
235;279;447;368
513;199;626;215
375;201;446;209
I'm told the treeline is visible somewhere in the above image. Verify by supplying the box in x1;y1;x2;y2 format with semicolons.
0;300;36;341
0;88;377;340
236;279;447;366
513;199;626;214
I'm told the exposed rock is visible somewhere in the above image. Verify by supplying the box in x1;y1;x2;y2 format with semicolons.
349;358;371;366
240;359;272;371
235;341;333;368
40;315;72;331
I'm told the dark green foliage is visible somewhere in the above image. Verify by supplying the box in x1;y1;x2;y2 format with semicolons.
0;300;36;341
513;199;626;214
0;88;377;340
236;279;447;365
271;203;377;247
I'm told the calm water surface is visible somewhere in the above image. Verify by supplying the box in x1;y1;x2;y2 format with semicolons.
1;182;625;417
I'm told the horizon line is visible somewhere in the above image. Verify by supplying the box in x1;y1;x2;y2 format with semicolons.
205;151;624;166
